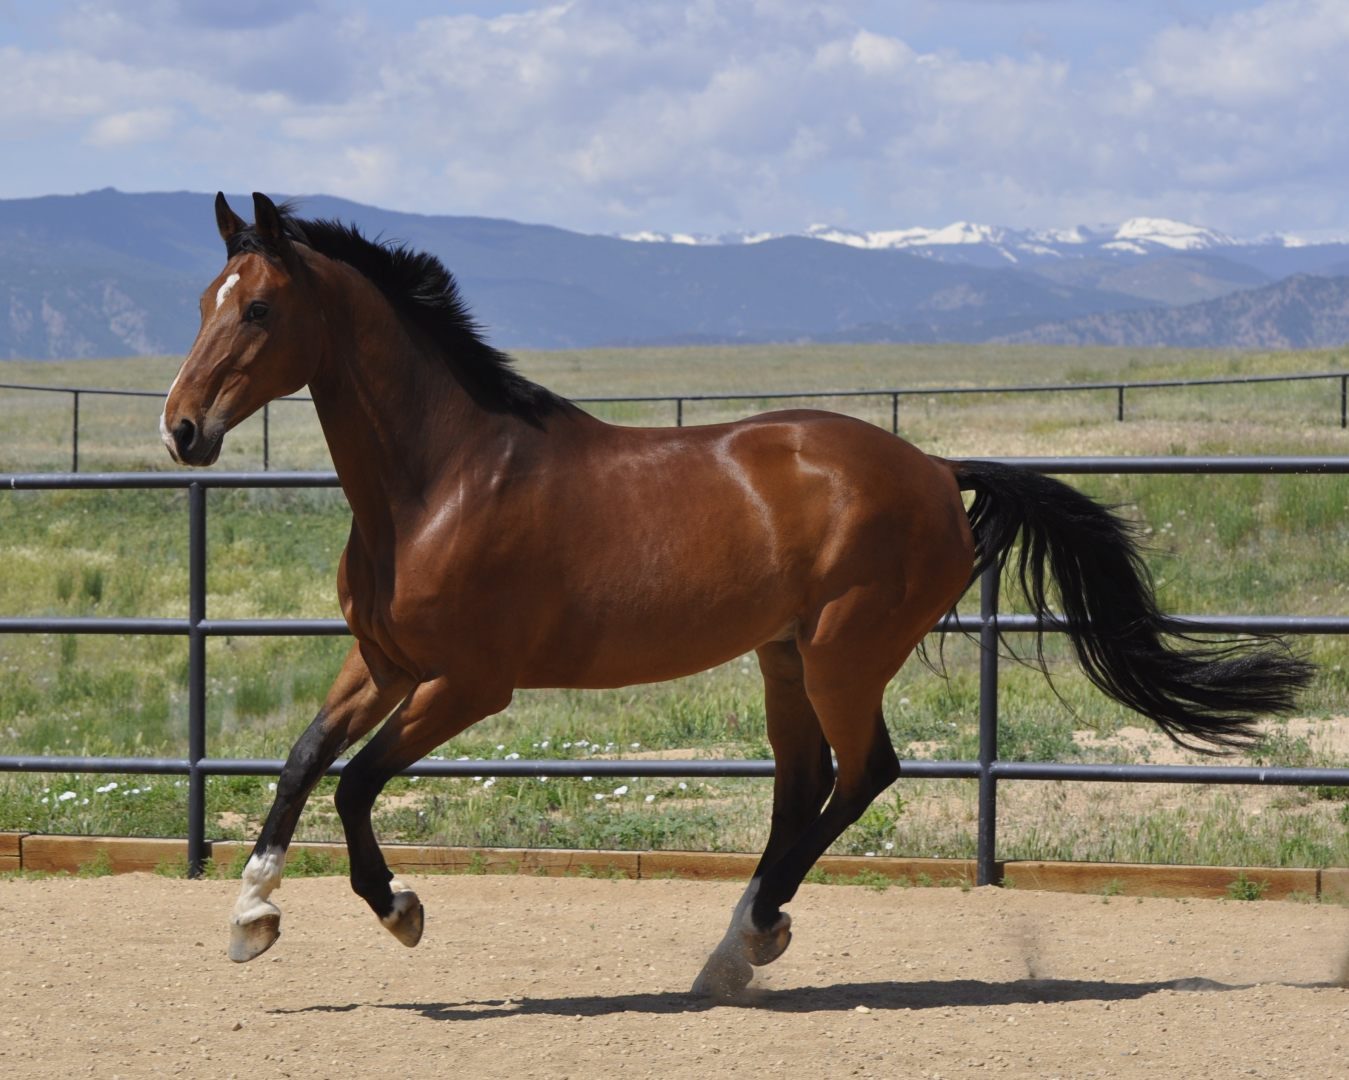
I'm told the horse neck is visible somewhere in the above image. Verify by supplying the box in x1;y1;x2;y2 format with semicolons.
304;262;528;547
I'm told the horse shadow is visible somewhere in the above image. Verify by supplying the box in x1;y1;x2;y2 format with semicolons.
271;974;1340;1023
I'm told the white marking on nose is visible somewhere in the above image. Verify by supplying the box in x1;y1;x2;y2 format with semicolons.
160;359;189;454
215;272;241;311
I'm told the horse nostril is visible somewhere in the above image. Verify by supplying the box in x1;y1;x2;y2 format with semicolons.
172;418;197;456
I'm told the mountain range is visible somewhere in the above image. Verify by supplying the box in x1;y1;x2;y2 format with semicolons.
3;188;1349;359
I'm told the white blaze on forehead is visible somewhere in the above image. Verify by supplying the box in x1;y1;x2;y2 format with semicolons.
215;272;241;311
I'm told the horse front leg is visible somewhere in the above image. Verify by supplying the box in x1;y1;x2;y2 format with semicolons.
334;676;508;946
228;642;413;962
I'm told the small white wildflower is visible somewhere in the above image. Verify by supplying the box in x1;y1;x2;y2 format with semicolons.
645;794;656;804
483;778;496;789
629;742;640;750
95;782;118;794
495;744;505;752
58;790;77;802
505;752;520;761
583;775;593;782
593;793;606;801
678;782;687;790
267;782;277;792
883;841;894;850
540;740;549;749
612;785;629;797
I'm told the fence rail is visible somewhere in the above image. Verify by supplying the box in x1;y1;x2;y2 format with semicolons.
4;367;1348;471
3;459;1349;885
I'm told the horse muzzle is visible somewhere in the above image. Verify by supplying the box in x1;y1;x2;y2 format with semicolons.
161;414;224;467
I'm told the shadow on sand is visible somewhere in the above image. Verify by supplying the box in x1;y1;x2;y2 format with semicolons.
271;974;1342;1023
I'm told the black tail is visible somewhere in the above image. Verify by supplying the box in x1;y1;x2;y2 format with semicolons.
951;458;1313;753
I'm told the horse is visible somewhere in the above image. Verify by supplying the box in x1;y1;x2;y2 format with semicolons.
161;192;1312;998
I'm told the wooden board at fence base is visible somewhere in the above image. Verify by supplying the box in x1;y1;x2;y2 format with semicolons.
1001;860;1320;900
1322;867;1349;904
6;836;1344;905
0;832;25;873
383;845;641;878
20;834;191;875
210;840;345;875
209;840;643;879
815;854;978;885
639;850;761;880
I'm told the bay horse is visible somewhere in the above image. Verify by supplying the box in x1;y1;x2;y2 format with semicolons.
162;193;1312;997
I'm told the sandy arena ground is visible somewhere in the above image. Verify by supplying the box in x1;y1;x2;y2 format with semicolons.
1;874;1347;1079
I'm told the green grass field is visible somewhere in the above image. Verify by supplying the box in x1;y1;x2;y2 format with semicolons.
2;342;1349;871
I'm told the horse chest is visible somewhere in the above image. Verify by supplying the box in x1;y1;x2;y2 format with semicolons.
339;535;498;670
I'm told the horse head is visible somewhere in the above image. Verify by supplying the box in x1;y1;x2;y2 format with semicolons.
161;192;319;466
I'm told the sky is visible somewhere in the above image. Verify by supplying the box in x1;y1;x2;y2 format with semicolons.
2;0;1347;240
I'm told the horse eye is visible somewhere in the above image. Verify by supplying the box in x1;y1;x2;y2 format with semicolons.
244;301;270;323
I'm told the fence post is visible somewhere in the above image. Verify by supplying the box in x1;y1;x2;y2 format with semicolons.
891;392;899;434
71;391;80;472
976;565;1000;886
1341;375;1346;430
187;482;208;878
263;403;271;470
676;398;684;427
1116;385;1125;422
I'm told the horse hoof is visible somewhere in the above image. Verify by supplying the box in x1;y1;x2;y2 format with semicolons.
691;944;753;1000
742;911;792;967
228;911;281;963
381;888;424;947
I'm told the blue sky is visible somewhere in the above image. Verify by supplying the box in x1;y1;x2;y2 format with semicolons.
2;1;1346;239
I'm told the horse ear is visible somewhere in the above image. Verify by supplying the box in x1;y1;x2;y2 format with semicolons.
215;192;246;245
252;192;288;249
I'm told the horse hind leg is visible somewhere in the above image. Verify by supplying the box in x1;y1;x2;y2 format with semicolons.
731;622;915;986
692;641;835;998
229;644;412;962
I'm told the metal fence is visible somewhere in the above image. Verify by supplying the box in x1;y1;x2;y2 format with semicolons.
4;368;1348;471
2;459;1349;885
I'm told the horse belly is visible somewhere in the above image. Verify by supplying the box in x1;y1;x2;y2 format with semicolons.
519;557;802;690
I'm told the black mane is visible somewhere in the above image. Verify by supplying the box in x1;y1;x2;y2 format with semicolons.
228;207;563;423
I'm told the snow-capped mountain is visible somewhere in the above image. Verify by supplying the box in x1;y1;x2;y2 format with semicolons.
620;217;1257;263
4;190;1348;358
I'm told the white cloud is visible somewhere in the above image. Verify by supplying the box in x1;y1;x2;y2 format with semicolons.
1144;0;1349;106
86;107;176;147
0;0;1346;239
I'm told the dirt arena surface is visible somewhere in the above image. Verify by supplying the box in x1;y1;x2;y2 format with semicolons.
2;874;1347;1079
